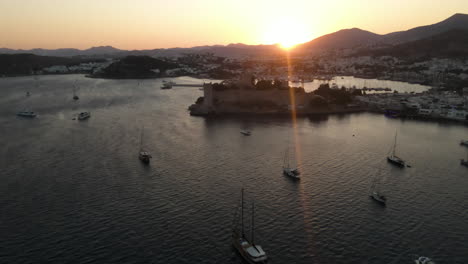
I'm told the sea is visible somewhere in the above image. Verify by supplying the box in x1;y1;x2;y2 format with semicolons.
0;75;467;264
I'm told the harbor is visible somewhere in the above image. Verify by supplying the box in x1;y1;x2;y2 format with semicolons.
0;75;467;263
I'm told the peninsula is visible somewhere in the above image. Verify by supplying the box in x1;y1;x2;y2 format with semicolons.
188;74;365;116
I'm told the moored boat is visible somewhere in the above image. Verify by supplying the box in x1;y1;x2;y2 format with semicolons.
73;82;80;100
138;128;152;164
161;80;175;89
17;111;36;118
369;171;386;206
283;148;300;179
461;151;468;167
460;140;468;147
77;112;91;120
139;151;152;164
240;130;251;136
232;189;268;264
387;131;405;167
370;191;386;205
414;256;436;264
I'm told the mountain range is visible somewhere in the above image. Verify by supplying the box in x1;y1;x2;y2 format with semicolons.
1;13;467;58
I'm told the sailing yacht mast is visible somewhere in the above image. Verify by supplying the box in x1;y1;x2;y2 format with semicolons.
393;131;398;157
283;147;290;169
241;188;244;238
251;201;254;246
140;128;144;151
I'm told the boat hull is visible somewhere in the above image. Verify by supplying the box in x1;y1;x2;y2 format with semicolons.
283;171;300;179
77;112;91;120
283;168;300;179
370;194;386;206
232;232;267;264
387;157;405;167
461;159;468;167
139;156;150;164
17;113;36;118
139;152;151;164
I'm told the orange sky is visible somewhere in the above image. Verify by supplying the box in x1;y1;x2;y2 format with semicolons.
1;0;467;49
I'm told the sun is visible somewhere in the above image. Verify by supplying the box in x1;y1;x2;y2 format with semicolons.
263;18;311;50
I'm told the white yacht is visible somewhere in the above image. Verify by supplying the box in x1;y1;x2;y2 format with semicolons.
232;189;268;264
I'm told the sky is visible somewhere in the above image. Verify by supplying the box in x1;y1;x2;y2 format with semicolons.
1;0;467;50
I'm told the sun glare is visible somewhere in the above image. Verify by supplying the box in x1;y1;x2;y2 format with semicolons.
263;18;311;50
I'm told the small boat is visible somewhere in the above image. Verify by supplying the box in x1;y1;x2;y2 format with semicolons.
414;256;436;264
461;159;468;167
460;140;468;147
240;130;251;136
370;191;386;205
232;189;268;264
369;172;386;206
283;148;300;179
73;82;79;100
461;151;468;167
77;112;91;120
139;151;152;164
17;111;36;118
161;80;175;89
387;131;405;167
26;91;30;96
138;128;152;164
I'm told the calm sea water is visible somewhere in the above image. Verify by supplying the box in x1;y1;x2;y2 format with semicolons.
0;75;467;264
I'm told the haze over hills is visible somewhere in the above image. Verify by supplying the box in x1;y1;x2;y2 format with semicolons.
0;46;123;57
381;13;468;44
294;13;468;54
293;28;381;54
1;13;467;58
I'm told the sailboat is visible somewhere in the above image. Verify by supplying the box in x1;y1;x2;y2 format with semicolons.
17;77;37;117
232;189;268;264
240;130;251;136
161;80;175;89
138;128;152;164
369;172;386;206
387;131;405;167
414;256;436;264
460;140;468;147
17;111;37;118
283;148;300;179
73;81;79;100
461;151;468;167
